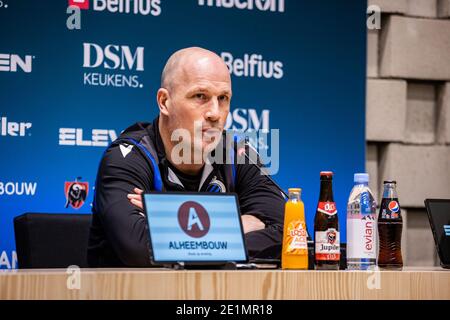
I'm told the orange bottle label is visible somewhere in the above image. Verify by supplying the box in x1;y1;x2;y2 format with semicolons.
284;220;308;255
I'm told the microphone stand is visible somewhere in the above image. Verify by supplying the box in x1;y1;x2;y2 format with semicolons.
237;138;313;243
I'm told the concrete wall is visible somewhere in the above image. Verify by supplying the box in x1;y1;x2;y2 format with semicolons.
366;0;450;266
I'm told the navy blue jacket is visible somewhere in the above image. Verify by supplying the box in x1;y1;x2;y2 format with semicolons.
87;117;285;267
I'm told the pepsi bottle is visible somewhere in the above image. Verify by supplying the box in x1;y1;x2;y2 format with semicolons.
377;180;403;270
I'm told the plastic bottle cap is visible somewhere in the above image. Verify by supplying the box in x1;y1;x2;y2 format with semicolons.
288;188;301;193
383;180;397;184
354;173;369;183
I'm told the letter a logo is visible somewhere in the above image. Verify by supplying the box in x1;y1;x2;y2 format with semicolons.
178;201;210;238
187;207;204;231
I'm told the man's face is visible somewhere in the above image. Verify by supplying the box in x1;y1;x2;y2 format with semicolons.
165;56;232;159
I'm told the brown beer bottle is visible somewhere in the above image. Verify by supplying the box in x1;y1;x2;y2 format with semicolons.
314;171;340;270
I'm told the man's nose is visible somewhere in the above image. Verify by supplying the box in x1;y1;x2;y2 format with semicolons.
205;97;220;121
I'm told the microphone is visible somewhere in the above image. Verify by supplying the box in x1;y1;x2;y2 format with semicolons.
235;136;312;242
236;138;288;200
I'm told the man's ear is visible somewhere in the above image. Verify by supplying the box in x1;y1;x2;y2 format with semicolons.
157;88;170;116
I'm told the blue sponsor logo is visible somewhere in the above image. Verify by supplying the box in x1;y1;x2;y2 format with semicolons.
360;191;371;215
444;225;450;236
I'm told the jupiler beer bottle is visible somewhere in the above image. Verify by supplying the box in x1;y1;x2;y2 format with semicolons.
314;171;340;270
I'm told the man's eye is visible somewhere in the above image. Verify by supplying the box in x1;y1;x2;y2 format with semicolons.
194;93;206;100
218;95;229;102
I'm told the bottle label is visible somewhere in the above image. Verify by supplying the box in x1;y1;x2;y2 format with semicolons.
315;228;340;261
317;201;337;216
284;220;308;255
360;191;372;215
347;214;377;259
381;200;400;219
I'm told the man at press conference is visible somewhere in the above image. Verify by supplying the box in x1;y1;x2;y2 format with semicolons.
87;47;285;267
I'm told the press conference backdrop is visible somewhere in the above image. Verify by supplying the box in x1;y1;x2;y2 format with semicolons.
0;0;367;269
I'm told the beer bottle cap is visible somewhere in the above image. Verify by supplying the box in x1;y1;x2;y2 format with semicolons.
320;171;333;177
288;188;301;193
354;173;369;183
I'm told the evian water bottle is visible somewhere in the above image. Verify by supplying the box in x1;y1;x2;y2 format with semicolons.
346;173;377;270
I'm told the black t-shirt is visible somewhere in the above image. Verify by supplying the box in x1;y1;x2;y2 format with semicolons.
167;161;203;191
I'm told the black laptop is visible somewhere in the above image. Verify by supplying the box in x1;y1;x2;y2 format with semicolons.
424;199;450;269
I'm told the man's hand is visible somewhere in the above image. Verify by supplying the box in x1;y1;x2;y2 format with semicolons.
241;214;265;234
127;188;144;211
127;188;266;233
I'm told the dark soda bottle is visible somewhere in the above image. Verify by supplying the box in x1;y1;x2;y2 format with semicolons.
314;171;340;270
378;180;403;269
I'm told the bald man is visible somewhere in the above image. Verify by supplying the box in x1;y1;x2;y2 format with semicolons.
87;47;285;267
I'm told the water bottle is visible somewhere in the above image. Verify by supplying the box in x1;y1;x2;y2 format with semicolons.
346;173;377;270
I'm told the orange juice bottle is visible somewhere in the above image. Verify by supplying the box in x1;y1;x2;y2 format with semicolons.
282;188;309;269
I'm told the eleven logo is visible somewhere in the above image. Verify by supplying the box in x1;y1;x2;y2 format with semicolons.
444;225;450;237
59;127;118;146
65;178;89;209
0;53;34;73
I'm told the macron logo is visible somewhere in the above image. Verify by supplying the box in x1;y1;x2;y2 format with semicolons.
198;0;285;12
119;144;133;158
